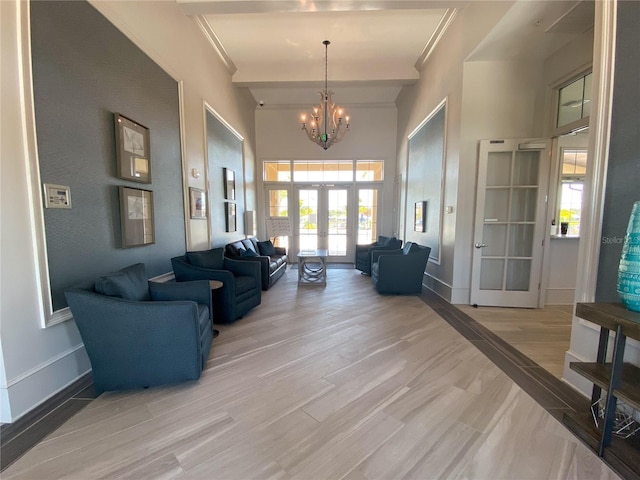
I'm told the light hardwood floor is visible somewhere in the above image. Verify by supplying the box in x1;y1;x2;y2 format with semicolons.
3;270;618;480
457;304;573;378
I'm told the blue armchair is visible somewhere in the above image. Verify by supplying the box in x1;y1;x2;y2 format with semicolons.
64;263;213;393
355;236;403;275
171;247;261;323
371;242;431;294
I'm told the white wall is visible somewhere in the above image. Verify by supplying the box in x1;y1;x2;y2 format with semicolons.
254;104;398;242
0;0;256;422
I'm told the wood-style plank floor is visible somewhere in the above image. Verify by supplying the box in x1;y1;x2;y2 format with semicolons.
457;304;573;378
3;269;619;480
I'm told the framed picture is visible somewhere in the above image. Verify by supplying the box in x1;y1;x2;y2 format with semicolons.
189;187;207;219
225;202;236;232
43;183;72;209
414;201;426;232
223;168;235;200
119;186;155;248
114;113;151;183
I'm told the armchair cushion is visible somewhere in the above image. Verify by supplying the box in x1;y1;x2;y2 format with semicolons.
94;263;150;301
257;240;276;256
186;248;224;270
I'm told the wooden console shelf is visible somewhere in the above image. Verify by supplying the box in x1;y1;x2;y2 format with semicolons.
563;302;640;480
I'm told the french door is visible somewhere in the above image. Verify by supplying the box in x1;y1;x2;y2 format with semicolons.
470;139;549;308
295;185;352;262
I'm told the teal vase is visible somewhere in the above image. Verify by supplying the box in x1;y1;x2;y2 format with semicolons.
617;201;640;313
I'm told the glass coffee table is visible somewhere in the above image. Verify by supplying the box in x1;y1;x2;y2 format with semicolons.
297;249;328;286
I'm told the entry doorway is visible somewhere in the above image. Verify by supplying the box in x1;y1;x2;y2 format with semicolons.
295;185;352;262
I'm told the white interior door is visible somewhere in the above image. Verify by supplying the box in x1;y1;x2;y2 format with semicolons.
470;139;550;308
295;185;352;262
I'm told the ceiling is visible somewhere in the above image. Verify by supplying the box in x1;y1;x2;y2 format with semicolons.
176;0;594;106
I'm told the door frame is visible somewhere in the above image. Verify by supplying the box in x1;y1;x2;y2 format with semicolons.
293;184;354;262
470;138;550;308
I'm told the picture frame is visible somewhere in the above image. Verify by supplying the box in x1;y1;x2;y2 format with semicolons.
414;200;426;232
225;202;236;232
119;186;155;248
43;183;72;209
189;187;207;219
223;168;235;200
114;113;151;183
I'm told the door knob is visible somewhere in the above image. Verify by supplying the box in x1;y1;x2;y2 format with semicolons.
475;243;488;249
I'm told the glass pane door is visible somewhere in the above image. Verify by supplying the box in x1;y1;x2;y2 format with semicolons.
294;186;352;262
471;140;549;308
297;188;318;252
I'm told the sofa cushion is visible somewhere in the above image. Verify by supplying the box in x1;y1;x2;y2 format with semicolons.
377;235;390;246
226;241;245;257
257;240;276;256
94;263;150;301
386;237;402;249
241;248;259;257
186;248;224;270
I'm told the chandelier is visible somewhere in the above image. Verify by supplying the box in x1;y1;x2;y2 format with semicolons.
299;40;350;150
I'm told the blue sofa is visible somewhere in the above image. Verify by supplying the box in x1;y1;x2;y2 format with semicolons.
172;247;261;323
371;242;431;294
65;263;213;393
355;236;403;275
224;237;287;290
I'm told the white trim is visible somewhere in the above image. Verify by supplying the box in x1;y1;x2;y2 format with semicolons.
573;0;616;305
17;1;54;328
150;272;176;283
194;15;237;75
415;9;458;70
6;345;86;388
177;80;192;250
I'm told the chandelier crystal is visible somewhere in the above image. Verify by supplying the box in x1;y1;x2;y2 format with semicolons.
299;40;350;150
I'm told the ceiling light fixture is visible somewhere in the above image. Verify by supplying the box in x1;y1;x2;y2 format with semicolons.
299;40;350;150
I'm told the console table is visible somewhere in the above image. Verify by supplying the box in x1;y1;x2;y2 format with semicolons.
563;302;640;480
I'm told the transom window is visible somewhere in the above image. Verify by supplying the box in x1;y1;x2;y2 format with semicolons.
264;160;383;182
556;72;591;130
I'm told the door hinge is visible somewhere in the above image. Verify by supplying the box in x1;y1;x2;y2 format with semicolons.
538;282;541;290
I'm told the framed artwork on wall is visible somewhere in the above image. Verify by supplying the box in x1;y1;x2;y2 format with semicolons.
414;201;426;232
119;186;155;247
223;168;235;200
225;202;236;232
189;187;207;219
114;113;151;183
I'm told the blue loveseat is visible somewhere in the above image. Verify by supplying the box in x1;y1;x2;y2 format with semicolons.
65;263;213;393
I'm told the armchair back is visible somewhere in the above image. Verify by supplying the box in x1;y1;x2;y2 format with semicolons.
371;242;431;294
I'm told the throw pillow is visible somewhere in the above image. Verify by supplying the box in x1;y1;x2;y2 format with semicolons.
186;247;224;270
241;249;259;257
257;240;276;256
94;263;150;301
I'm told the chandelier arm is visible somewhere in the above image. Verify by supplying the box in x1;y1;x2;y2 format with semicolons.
298;40;350;150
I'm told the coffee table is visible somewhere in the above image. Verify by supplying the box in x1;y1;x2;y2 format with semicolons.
297;249;328;286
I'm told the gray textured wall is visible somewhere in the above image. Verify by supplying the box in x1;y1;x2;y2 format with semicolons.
31;1;186;310
206;111;245;247
406;105;445;260
595;1;640;302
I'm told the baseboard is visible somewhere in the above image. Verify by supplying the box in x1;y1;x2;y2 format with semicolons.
2;346;91;423
422;273;452;302
545;288;575;305
563;349;596;397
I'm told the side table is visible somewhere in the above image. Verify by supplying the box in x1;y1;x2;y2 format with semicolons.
209;280;223;338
